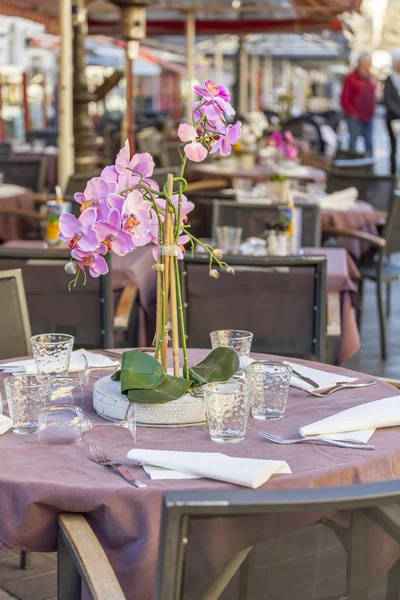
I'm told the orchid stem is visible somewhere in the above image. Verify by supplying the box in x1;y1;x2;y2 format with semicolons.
174;255;189;379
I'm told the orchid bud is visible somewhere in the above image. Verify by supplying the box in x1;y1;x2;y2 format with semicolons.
226;267;235;276
209;269;219;279
213;248;223;261
65;261;78;276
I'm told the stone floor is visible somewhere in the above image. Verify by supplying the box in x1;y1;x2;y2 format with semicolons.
0;117;397;600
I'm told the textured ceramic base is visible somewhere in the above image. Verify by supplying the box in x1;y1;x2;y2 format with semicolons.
93;375;206;427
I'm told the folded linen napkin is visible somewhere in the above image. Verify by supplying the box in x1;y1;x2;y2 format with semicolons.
0;415;12;435
127;449;291;488
1;349;119;375
317;187;358;211
299;396;400;439
285;361;356;391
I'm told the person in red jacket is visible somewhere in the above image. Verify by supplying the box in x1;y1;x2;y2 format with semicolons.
341;53;377;155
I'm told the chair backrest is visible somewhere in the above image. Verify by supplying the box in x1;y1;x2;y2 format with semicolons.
0;269;32;359
326;171;396;212
182;254;327;361
0;158;47;193
162;142;182;168
333;157;375;173
384;190;400;255
156;480;400;600
212;200;321;247
0;142;12;157
151;167;180;190
26;129;58;147
0;249;113;348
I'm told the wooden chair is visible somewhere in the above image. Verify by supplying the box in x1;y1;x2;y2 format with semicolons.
57;480;400;600
322;190;400;360
181;254;327;361
0;269;31;359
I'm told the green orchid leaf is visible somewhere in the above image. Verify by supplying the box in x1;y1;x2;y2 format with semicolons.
111;370;121;382
189;347;239;386
127;375;193;404
119;351;165;393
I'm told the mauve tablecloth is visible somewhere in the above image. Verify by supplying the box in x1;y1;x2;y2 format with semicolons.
321;201;384;260
0;350;399;599
303;247;360;363
0;185;36;241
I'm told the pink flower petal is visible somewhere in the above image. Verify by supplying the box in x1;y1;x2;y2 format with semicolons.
59;213;79;239
178;123;197;143
184;141;208;162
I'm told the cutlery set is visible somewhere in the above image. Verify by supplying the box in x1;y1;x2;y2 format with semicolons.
259;431;375;450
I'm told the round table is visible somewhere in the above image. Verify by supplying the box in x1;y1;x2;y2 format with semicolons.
0;350;399;599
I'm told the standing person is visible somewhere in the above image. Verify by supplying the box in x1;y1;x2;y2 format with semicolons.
341;53;377;155
384;53;400;174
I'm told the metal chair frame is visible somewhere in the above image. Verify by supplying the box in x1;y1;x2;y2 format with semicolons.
0;268;32;357
0;157;47;193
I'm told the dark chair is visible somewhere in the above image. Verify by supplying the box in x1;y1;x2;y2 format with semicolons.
57;480;400;600
212;200;321;247
323;190;400;360
26;129;58;147
0;157;47;193
181;254;327;361
0;142;12;157
0;269;31;359
335;149;369;160
326;171;396;213
333;157;375;173
0;248;113;348
151;167;180;191
161;142;182;168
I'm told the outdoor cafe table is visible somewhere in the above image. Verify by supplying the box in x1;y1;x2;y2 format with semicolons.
191;163;327;186
0;350;399;599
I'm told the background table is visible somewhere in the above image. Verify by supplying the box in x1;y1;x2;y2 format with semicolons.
321;200;384;260
0;185;36;241
0;350;398;599
191;163;327;185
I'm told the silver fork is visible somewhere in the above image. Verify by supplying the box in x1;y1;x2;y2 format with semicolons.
89;444;146;488
259;431;375;450
306;381;377;398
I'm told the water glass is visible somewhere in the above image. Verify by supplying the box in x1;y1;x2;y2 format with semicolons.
4;375;53;434
210;330;253;371
203;380;250;443
31;334;74;376
50;354;90;406
37;405;136;444
247;361;292;420
215;226;243;254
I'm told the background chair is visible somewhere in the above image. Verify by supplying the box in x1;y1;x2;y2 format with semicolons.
326;171;396;213
57;480;400;600
333;157;375;173
182;254;327;361
212;200;321;247
151;167;180;190
0;142;12;157
323;190;400;360
161;141;182;168
0;269;31;359
0;248;113;348
26;129;58;147
0;157;47;193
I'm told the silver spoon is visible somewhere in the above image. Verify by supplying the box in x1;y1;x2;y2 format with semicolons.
306;381;377;398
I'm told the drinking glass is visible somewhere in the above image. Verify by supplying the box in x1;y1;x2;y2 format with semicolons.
31;334;74;376
203;380;250;443
4;375;53;434
210;330;253;371
37;405;136;444
50;354;90;406
215;226;243;254
247;361;292;420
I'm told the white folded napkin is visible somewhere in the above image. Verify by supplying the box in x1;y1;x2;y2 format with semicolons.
1;349;119;375
318;187;358;211
299;396;400;440
285;361;356;391
0;415;12;435
127;449;291;489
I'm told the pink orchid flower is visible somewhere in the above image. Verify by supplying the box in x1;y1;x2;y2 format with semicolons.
268;131;284;148
284;131;296;145
92;209;135;256
156;193;194;222
178;124;207;162
71;248;109;278
58;208;99;252
284;144;298;161
193;79;231;104
74;177;113;221
211;121;242;157
122;191;153;247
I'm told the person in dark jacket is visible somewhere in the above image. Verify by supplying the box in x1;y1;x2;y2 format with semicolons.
341;53;376;155
384;56;400;174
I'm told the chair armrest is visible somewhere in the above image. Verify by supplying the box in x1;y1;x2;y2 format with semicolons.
322;226;386;249
32;193;50;203
58;513;126;600
0;207;44;220
185;178;230;193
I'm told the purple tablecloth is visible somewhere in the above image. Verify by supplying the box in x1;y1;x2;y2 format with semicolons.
321;201;384;260
0;350;399;599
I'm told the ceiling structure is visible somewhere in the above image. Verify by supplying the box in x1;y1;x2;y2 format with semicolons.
0;0;362;36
